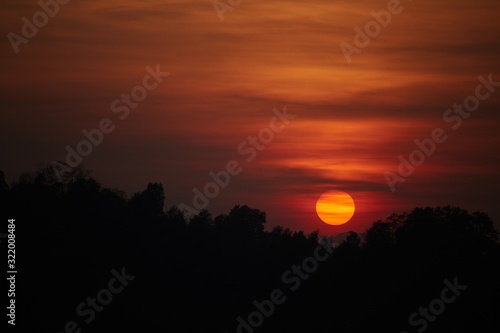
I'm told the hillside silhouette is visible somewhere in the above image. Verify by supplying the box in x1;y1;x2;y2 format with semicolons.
1;165;499;333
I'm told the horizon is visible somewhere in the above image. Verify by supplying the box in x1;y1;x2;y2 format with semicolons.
1;165;498;240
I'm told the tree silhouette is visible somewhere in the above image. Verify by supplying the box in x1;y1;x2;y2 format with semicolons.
127;182;166;220
2;166;499;333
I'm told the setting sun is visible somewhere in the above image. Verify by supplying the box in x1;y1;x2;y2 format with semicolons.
316;190;356;226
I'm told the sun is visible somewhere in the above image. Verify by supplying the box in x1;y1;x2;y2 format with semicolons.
316;190;355;226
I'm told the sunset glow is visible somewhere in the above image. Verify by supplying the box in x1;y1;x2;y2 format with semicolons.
1;0;500;235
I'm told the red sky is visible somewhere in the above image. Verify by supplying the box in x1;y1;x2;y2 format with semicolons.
1;0;500;234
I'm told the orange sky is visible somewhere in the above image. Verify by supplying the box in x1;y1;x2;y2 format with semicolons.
1;0;500;234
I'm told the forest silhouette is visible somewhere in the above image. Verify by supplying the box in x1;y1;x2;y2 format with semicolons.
1;165;499;333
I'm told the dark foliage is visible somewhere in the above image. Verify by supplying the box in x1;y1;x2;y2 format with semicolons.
1;166;499;333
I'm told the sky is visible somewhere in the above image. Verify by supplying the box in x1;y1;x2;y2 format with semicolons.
1;0;500;234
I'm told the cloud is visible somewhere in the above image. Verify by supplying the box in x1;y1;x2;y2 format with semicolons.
1;0;500;233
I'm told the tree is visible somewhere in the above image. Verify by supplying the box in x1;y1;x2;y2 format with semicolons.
127;182;165;220
189;209;212;233
364;220;395;253
225;204;266;235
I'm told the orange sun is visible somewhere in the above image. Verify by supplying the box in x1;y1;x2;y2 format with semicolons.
316;190;355;226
